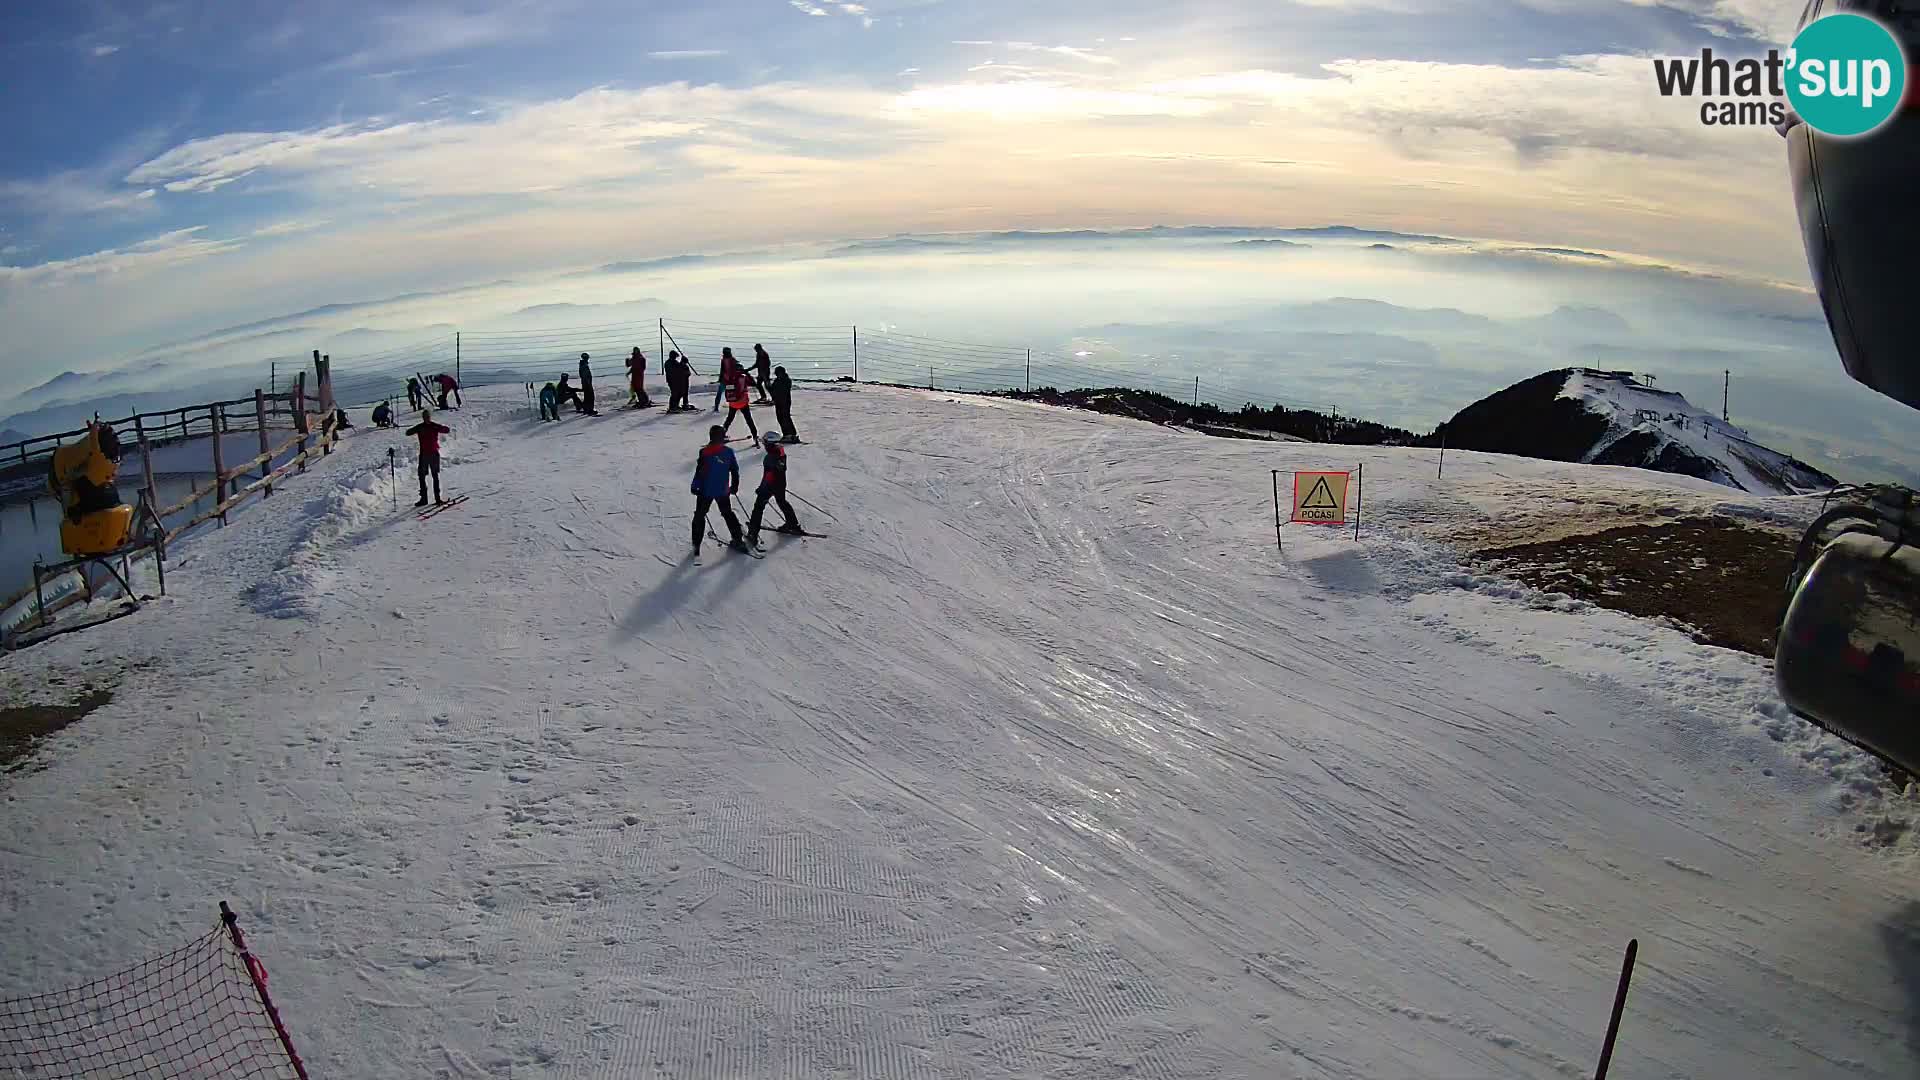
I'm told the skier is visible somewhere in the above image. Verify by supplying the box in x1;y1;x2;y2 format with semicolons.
747;431;804;546
771;365;799;443
665;351;691;412
405;410;451;507
406;377;423;412
372;401;395;428
720;365;759;440
627;348;653;408
752;344;773;403
578;353;596;415
434;372;462;409
713;347;742;412
690;425;748;555
558;372;596;415
538;382;560;421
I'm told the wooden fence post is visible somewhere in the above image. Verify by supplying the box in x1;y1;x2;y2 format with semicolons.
255;390;272;494
135;414;156;510
209;404;227;523
297;373;311;471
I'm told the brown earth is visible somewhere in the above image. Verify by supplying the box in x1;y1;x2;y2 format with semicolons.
1469;517;1799;658
1;687;113;774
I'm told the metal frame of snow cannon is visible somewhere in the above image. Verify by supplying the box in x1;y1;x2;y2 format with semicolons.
1774;483;1920;776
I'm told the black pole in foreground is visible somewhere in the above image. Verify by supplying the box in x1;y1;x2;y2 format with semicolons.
1271;469;1282;552
388;448;397;511
1593;938;1639;1080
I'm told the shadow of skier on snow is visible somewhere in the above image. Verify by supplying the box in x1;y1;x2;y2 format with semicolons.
1879;901;1920;1069
613;545;757;644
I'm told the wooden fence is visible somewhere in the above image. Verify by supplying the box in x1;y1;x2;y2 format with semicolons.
1;356;341;643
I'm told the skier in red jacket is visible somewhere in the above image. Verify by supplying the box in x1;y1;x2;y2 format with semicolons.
405;411;451;506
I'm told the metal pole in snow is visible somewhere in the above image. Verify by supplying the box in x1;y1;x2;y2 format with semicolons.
1026;349;1031;393
1593;939;1639;1080
853;326;860;382
1353;463;1363;542
1193;376;1199;407
1272;470;1282;553
1438;432;1446;479
388;449;397;511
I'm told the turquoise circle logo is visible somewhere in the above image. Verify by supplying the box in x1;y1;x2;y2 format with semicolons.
1787;12;1908;136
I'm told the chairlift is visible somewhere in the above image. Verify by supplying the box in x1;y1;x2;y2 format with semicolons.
1775;485;1920;776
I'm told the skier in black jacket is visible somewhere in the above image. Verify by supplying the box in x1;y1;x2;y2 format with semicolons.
771;366;799;443
746;431;804;546
665;352;690;412
578;353;596;415
752;344;773;403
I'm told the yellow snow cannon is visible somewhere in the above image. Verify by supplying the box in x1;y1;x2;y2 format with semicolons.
46;421;134;557
1775;486;1920;777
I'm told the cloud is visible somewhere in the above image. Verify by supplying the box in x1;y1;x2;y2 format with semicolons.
648;49;729;59
951;39;994;45
248;219;329;239
896;80;1220;119
325;4;544;71
1006;42;1117;65
0;227;243;286
789;0;829;13
0;172;158;218
126;84;886;200
91;44;121;57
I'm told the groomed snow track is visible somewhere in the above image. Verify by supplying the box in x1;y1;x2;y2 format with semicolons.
1;384;1916;1078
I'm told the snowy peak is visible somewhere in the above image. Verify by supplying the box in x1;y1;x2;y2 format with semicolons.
1559;369;1834;494
1432;368;1835;495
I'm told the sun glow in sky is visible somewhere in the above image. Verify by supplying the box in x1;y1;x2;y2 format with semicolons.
0;0;1861;455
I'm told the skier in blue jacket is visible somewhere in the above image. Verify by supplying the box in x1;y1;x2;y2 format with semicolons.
690;425;748;554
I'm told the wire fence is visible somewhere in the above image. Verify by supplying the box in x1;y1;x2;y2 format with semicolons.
294;316;1338;419
0;904;307;1079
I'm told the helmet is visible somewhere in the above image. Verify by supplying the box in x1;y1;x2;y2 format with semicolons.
763;432;783;450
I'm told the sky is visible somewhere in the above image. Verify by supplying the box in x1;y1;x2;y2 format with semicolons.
1;0;1888;465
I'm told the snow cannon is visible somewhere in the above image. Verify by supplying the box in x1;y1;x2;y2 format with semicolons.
46;421;134;557
1775;486;1920;776
1780;1;1920;410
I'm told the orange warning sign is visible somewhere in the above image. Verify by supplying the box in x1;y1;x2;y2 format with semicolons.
1292;471;1349;525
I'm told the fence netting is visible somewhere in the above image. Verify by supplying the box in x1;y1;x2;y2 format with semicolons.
0;922;300;1079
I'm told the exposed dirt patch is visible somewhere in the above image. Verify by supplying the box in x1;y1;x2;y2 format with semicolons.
1;686;114;774
1470;517;1798;658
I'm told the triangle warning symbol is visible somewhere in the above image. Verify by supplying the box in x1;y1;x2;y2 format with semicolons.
1301;476;1340;510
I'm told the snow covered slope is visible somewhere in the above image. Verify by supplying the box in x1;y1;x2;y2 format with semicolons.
1560;369;1836;494
1;384;1915;1079
1432;368;1837;496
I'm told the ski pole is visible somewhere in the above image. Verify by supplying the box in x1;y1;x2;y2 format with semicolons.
387;448;397;511
789;490;835;522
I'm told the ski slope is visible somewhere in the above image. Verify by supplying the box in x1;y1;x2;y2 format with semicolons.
2;382;1917;1079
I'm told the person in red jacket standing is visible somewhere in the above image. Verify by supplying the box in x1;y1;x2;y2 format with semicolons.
713;347;742;412
405;410;451;506
720;366;759;441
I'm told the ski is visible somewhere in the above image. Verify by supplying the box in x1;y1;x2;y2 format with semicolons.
418;495;469;520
